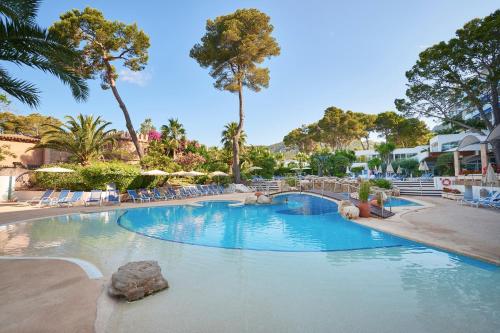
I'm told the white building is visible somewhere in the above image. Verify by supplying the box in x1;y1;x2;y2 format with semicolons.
355;145;428;162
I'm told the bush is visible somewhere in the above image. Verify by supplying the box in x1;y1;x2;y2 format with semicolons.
370;179;392;189
358;181;371;202
435;152;454;176
33;161;167;191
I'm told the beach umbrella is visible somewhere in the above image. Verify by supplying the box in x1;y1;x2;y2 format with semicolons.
210;171;228;185
209;171;229;177
170;170;189;176
34;167;75;173
184;170;205;177
485;163;497;187
418;161;429;172
386;163;394;174
140;169;169;176
396;166;402;174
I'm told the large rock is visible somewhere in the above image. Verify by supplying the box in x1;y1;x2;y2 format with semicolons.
108;261;169;301
337;200;353;213
342;206;360;219
338;200;359;219
245;195;258;204
257;195;272;204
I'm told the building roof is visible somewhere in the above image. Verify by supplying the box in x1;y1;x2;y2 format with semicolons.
0;133;40;143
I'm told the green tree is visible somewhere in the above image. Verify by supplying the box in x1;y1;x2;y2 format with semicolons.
190;8;280;183
375;142;396;164
375;111;430;147
317;107;364;150
50;7;150;158
355;113;377;149
0;111;62;136
0;0;88;106
139;118;155;136
221;122;246;151
283;124;318;154
243;146;276;179
396;10;500;162
31;114;117;165
434;152;454;176
161;118;186;159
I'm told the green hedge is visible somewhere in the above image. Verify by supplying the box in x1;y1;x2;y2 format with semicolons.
370;178;392;189
33;161;168;191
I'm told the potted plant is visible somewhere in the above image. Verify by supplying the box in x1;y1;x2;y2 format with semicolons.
358;181;371;217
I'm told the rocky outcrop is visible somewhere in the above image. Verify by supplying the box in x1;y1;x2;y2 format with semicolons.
244;194;272;204
257;195;271;204
338;200;359;219
108;261;169;301
245;195;258;204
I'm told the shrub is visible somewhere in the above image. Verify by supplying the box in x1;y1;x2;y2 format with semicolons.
358;181;371;202
33;161;167;191
370;179;392;189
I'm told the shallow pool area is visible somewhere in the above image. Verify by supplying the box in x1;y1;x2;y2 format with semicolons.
118;195;411;251
0;194;499;333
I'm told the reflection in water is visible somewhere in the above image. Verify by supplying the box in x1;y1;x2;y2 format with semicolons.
118;197;411;251
0;204;499;333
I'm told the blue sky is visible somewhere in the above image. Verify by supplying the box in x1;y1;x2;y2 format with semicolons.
5;0;499;146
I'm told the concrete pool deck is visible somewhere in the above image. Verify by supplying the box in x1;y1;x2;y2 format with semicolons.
0;193;499;332
0;259;102;333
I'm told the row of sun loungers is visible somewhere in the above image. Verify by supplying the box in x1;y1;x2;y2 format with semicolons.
459;190;500;209
127;185;228;203
26;185;230;207
26;189;119;207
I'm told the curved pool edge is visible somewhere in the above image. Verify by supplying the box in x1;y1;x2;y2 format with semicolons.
0;256;103;279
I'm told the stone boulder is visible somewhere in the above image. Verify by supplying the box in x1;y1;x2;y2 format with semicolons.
342;206;360;219
244;195;258;204
108;261;169;301
257;195;272;204
338;200;359;219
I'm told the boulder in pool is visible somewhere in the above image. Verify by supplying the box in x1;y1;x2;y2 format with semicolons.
108;261;169;301
338;200;359;219
245;195;258;204
257;195;272;204
341;206;359;219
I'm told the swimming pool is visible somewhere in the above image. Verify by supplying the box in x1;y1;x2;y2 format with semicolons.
0;193;498;333
377;196;422;207
118;194;411;251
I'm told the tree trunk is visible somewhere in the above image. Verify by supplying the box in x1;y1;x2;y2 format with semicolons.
104;60;143;159
232;83;244;183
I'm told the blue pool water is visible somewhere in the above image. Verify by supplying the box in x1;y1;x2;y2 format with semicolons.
118;194;415;251
369;196;422;207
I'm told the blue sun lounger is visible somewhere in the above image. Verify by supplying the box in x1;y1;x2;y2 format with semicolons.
127;190;150;203
59;191;84;207
26;189;54;206
153;188;168;200
51;190;71;206
107;190;121;205
85;190;103;206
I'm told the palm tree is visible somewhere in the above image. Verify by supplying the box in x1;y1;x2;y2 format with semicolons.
161;118;186;159
221;122;246;151
0;0;88;107
31;114;117;165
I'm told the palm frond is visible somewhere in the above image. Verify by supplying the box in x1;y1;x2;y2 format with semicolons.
0;66;39;106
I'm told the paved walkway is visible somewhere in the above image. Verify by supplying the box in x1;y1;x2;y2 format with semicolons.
355;196;500;265
0;259;102;333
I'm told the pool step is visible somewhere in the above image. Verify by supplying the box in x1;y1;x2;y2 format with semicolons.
392;180;441;196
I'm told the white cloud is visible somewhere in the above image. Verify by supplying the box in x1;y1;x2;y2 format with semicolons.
118;69;152;86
